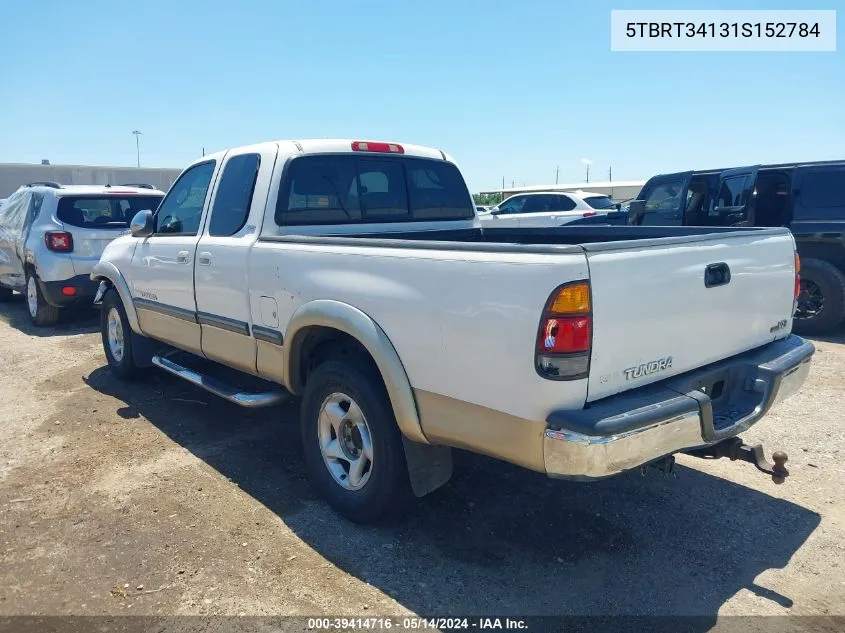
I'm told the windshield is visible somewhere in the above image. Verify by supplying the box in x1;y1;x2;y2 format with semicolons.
57;195;163;229
584;196;616;210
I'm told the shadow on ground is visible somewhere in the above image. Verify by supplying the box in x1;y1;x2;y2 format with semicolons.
0;293;99;336
84;364;821;622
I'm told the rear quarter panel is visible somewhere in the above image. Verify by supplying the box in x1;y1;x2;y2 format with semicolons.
248;240;590;423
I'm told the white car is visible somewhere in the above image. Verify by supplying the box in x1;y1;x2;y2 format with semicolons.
480;190;618;227
0;183;164;324
92;138;811;523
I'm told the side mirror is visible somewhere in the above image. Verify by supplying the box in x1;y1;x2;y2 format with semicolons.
130;209;154;238
627;200;646;225
489;208;502;215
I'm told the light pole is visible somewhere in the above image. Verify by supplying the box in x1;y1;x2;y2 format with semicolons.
132;130;142;167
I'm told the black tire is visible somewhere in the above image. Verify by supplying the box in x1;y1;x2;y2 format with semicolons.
793;258;845;336
0;286;13;302
25;271;60;326
101;288;142;380
300;356;411;523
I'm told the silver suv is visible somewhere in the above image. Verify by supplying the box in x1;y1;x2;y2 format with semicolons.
0;182;164;325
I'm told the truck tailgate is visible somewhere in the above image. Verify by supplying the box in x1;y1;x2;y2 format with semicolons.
585;229;797;402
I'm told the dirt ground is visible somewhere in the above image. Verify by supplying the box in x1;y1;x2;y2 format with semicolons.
1;294;843;624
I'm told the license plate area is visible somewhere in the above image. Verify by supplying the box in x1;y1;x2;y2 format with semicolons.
670;363;764;437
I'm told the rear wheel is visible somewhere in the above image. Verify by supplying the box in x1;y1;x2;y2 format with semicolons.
25;272;60;326
793;258;845;336
101;288;142;380
301;356;411;523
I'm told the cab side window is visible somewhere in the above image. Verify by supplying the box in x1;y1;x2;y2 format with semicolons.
208;154;260;237
155;161;217;235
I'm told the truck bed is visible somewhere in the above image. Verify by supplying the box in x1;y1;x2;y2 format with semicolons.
262;224;786;250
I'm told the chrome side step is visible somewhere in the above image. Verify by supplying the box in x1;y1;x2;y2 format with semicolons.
151;355;288;408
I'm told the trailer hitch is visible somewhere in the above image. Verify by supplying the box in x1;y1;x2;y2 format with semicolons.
684;437;789;484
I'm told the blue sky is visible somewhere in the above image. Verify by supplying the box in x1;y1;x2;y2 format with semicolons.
0;0;842;191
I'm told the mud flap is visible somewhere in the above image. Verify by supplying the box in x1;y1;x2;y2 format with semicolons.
402;437;453;497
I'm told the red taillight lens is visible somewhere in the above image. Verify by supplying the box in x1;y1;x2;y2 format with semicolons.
538;317;591;353
45;231;73;252
61;286;76;296
582;211;597;217
351;141;405;154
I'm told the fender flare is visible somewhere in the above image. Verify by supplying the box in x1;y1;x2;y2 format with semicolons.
90;261;142;334
283;299;429;445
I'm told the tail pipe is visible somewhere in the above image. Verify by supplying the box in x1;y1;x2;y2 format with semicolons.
684;437;789;484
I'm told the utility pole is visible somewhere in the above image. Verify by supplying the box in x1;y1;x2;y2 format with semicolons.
608;166;612;182
131;130;142;167
585;164;590;183
555;166;559;185
202;147;205;157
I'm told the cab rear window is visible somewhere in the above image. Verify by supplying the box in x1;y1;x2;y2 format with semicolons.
275;155;474;226
57;195;163;229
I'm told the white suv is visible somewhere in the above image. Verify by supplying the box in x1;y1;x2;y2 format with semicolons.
480;190;619;228
0;182;164;325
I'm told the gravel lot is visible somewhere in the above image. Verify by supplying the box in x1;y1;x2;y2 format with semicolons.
0;295;843;624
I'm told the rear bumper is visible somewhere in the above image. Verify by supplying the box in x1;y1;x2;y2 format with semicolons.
39;274;101;308
543;335;814;479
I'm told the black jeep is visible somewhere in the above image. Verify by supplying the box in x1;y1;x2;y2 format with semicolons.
623;161;845;335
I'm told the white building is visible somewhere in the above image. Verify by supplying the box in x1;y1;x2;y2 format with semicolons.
0;162;183;198
479;180;646;203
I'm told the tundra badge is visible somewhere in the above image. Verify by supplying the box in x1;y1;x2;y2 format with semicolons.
624;357;673;381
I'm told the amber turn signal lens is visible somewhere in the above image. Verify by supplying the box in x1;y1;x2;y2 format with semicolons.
549;282;591;314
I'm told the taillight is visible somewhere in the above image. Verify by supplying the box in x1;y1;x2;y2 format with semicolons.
582;211;597;217
794;252;801;300
535;281;592;380
45;231;73;252
351;141;405;154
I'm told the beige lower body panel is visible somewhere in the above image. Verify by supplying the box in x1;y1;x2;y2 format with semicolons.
200;326;258;376
256;340;286;384
415;390;547;472
137;309;202;356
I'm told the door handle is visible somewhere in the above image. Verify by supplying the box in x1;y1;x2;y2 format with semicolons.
177;250;189;264
704;262;731;288
198;252;212;266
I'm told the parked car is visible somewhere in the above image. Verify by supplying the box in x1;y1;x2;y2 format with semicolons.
92;139;811;523
0;182;164;325
625;161;845;335
480;190;618;227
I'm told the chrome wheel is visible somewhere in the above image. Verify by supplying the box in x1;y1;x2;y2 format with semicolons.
106;307;125;362
317;392;374;490
26;276;38;318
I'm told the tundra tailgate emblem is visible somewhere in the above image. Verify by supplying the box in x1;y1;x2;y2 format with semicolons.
624;356;673;381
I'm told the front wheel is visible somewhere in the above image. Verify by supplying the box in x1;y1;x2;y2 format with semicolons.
301;357;411;523
25;272;60;326
101;289;142;380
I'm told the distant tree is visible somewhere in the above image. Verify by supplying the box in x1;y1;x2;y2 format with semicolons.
472;193;502;206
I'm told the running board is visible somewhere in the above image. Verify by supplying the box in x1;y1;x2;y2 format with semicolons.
151;355;288;408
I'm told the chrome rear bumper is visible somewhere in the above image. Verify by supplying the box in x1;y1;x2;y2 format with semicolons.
543;335;814;480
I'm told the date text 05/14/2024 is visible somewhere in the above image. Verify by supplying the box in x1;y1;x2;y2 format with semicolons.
307;617;528;630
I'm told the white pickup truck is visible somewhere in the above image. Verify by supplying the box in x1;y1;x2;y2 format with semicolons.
92;139;814;523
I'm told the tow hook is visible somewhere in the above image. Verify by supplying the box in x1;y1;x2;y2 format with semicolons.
640;455;677;477
685;437;789;484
